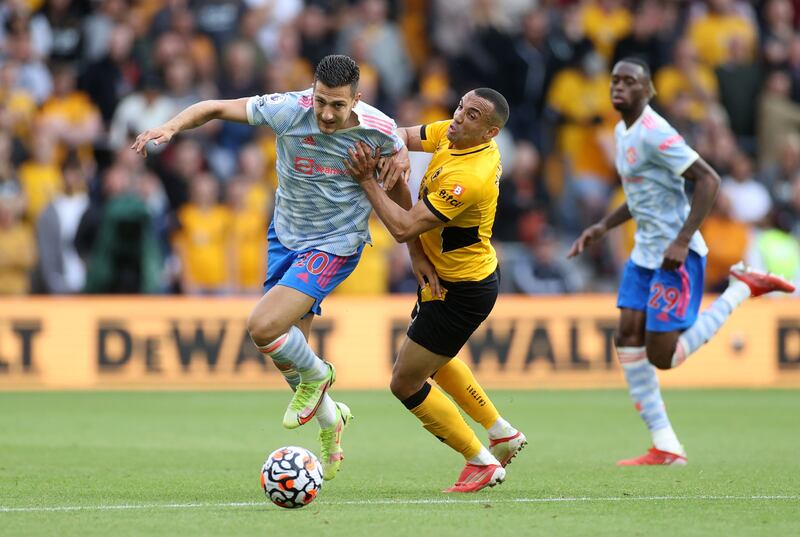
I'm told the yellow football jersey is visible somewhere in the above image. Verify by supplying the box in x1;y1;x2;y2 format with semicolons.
417;120;500;282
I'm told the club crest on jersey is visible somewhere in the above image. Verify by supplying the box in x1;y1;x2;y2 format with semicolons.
430;167;442;181
301;135;317;146
626;147;637;165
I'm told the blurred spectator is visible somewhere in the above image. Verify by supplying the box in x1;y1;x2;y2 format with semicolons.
688;0;757;68
721;151;772;226
494;141;546;242
79;22;139;125
297;3;336;68
172;173;230;295
243;0;302;57
0;62;37;144
154;137;207;214
41;0;88;63
108;73;176;152
81;165;162;293
506;226;581;294
508;8;551;143
748;208;800;288
0;0;52;60
715;35;762;146
546;49;615;231
4;29;53;104
0;183;36;295
33;154;89;293
17;128;61;222
225;178;265;294
190;0;246;53
38;63;102;165
757;70;800;168
701;191;749;291
655;39;718;125
579;0;632;61
82;0;128;63
760;0;795;69
611;0;666;73
760;133;800;206
605;184;636;270
162;54;202;110
337;0;412;103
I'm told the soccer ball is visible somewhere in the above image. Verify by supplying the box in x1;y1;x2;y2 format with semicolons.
260;446;324;509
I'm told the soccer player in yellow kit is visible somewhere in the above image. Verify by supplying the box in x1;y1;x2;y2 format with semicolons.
345;88;526;493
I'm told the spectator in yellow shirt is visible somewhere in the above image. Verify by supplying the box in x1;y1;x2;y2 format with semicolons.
38;64;102;165
655;39;719;124
17;128;62;223
579;0;632;61
173;173;231;295
688;0;757;67
0;185;36;295
226;178;266;294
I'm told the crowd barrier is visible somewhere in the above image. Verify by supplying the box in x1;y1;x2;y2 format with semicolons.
1;296;798;389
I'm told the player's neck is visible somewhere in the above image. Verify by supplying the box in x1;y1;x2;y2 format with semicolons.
621;103;648;128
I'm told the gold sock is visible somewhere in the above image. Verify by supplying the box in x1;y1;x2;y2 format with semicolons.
432;358;500;429
402;383;482;459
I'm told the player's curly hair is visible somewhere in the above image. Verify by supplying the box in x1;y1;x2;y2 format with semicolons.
473;88;510;128
314;55;360;95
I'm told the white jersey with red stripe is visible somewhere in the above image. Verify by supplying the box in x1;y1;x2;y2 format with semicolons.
246;88;404;256
614;105;708;269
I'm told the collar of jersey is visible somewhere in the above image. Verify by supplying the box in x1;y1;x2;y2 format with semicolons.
448;140;493;156
622;105;653;136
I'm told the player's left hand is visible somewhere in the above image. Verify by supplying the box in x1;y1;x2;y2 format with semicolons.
662;239;689;270
379;147;411;191
344;142;381;184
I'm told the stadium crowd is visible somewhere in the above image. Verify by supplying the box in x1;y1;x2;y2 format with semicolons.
0;0;799;296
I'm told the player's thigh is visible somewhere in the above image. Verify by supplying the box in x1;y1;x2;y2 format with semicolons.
618;308;646;347
247;285;316;343
391;337;451;399
616;258;652;346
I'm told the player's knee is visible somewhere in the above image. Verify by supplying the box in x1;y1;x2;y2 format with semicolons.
616;333;644;348
246;311;284;347
647;348;673;370
389;372;418;401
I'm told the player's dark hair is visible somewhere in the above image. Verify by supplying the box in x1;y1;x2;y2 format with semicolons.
314;55;360;94
473;87;509;128
618;56;653;81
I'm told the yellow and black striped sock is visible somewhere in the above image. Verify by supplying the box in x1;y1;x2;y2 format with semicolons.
432;358;500;429
402;382;482;460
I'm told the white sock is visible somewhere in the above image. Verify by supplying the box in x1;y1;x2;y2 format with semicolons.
467;446;500;466
487;417;516;440
315;395;338;429
260;326;330;382
672;280;750;367
652;426;684;455
617;346;681;449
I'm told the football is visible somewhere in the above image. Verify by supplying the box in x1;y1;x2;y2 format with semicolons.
260;446;324;509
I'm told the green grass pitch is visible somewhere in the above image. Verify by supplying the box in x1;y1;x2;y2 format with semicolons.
1;390;798;536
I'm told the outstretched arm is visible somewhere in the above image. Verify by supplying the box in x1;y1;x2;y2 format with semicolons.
131;98;250;156
567;202;631;258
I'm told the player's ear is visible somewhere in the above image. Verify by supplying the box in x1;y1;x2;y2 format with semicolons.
352;91;362;108
484;125;500;140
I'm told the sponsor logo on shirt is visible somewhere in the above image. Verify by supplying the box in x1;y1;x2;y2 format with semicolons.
295;157;314;174
438;189;465;207
452;184;465;196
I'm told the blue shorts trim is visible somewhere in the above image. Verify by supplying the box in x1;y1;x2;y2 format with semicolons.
617;251;706;332
263;223;363;316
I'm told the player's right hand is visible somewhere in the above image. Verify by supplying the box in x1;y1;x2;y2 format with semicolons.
131;127;175;157
567;223;607;258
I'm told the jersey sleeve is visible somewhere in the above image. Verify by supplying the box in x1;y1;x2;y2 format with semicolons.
645;122;699;176
246;92;299;135
419;120;451;153
422;172;480;222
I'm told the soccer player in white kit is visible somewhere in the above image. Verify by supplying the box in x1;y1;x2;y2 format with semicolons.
568;58;795;465
133;55;413;480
